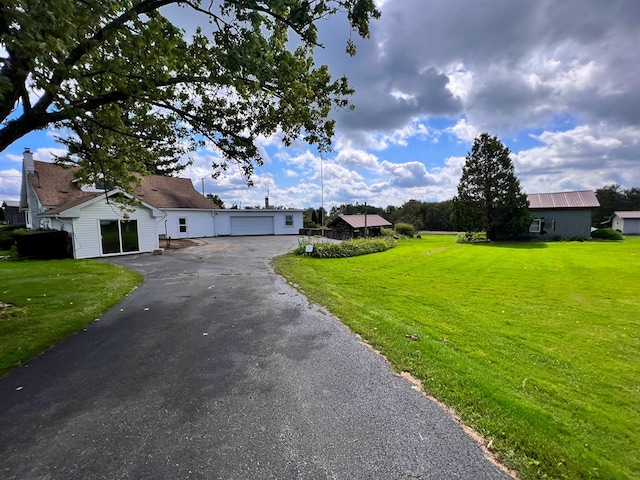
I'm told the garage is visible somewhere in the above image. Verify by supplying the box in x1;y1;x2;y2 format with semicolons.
230;216;275;235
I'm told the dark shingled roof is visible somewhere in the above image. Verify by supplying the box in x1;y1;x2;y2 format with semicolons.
29;161;92;207
528;190;600;209
29;161;216;210
134;175;217;209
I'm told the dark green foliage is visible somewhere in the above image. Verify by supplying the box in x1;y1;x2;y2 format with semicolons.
594;184;640;226
451;133;532;240
0;231;14;249
387;199;454;231
0;207;5;223
0;0;380;188
294;237;396;258
303;207;328;228
591;228;624;240
13;230;71;259
206;194;225;209
456;231;488;243
394;222;415;237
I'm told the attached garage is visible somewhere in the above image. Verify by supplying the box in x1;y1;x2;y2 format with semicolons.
230;215;275;235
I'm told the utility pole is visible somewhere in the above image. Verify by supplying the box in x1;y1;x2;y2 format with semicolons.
201;177;205;196
364;201;368;238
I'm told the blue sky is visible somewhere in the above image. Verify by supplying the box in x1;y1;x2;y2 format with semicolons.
2;0;639;210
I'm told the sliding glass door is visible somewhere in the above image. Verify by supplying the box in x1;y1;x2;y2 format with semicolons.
100;219;139;255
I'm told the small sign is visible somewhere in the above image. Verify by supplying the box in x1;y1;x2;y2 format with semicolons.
305;244;314;253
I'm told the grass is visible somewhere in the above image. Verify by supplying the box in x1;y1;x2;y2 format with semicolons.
274;235;640;480
0;259;142;376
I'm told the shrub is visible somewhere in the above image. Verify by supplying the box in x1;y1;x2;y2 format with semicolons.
591;228;624;241
13;230;72;259
295;237;396;258
0;231;15;250
303;219;317;229
395;222;415;237
456;231;488;243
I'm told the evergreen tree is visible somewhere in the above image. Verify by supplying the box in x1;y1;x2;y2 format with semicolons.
451;133;532;240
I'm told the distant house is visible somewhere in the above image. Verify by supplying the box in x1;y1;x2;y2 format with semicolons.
2;200;26;225
325;214;392;239
527;190;600;239
610;211;640;235
19;149;303;259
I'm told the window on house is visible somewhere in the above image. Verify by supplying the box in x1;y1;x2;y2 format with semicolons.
285;215;293;227
179;217;187;233
529;218;541;233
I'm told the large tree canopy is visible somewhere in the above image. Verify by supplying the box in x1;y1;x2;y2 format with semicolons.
594;184;640;226
451;133;532;240
0;0;379;188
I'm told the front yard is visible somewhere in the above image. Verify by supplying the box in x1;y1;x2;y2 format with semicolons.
0;259;142;376
274;235;640;480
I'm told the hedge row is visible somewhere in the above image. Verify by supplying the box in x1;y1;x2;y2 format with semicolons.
295;237;396;258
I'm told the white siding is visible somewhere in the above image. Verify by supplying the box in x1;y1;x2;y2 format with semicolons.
614;215;640;234
212;210;303;236
230;216;274;235
272;211;303;235
161;210;215;239
70;200;158;259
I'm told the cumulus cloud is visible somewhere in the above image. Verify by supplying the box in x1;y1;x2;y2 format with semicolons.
0;169;22;201
515;125;640;190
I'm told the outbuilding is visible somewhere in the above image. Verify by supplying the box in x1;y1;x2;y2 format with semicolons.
325;214;392;239
2;200;26;225
611;211;640;235
527;190;600;239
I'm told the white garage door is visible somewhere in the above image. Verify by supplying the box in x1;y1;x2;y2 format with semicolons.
230;216;275;235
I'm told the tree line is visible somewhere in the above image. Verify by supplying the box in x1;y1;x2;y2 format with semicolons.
302;133;640;235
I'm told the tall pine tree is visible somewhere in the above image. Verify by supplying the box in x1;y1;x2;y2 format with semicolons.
451;133;532;240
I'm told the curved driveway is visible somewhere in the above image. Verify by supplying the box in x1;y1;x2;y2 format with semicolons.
0;236;512;479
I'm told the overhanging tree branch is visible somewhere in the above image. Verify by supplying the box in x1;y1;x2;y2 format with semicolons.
0;0;380;187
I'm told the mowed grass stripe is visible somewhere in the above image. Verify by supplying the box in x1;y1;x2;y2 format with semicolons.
274;236;640;480
0;259;142;376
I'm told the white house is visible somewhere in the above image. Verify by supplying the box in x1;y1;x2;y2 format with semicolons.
611;211;640;234
19;149;303;258
39;190;164;259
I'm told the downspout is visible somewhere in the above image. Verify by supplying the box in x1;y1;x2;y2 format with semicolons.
54;215;76;258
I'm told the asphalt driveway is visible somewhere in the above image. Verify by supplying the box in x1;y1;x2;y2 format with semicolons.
0;236;512;479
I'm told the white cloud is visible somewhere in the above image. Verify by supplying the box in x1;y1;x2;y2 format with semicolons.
447;119;481;143
335;149;380;169
0;169;22;201
514;124;640;193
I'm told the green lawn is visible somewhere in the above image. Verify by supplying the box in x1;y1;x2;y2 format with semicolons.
0;259;142;376
274;236;640;480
